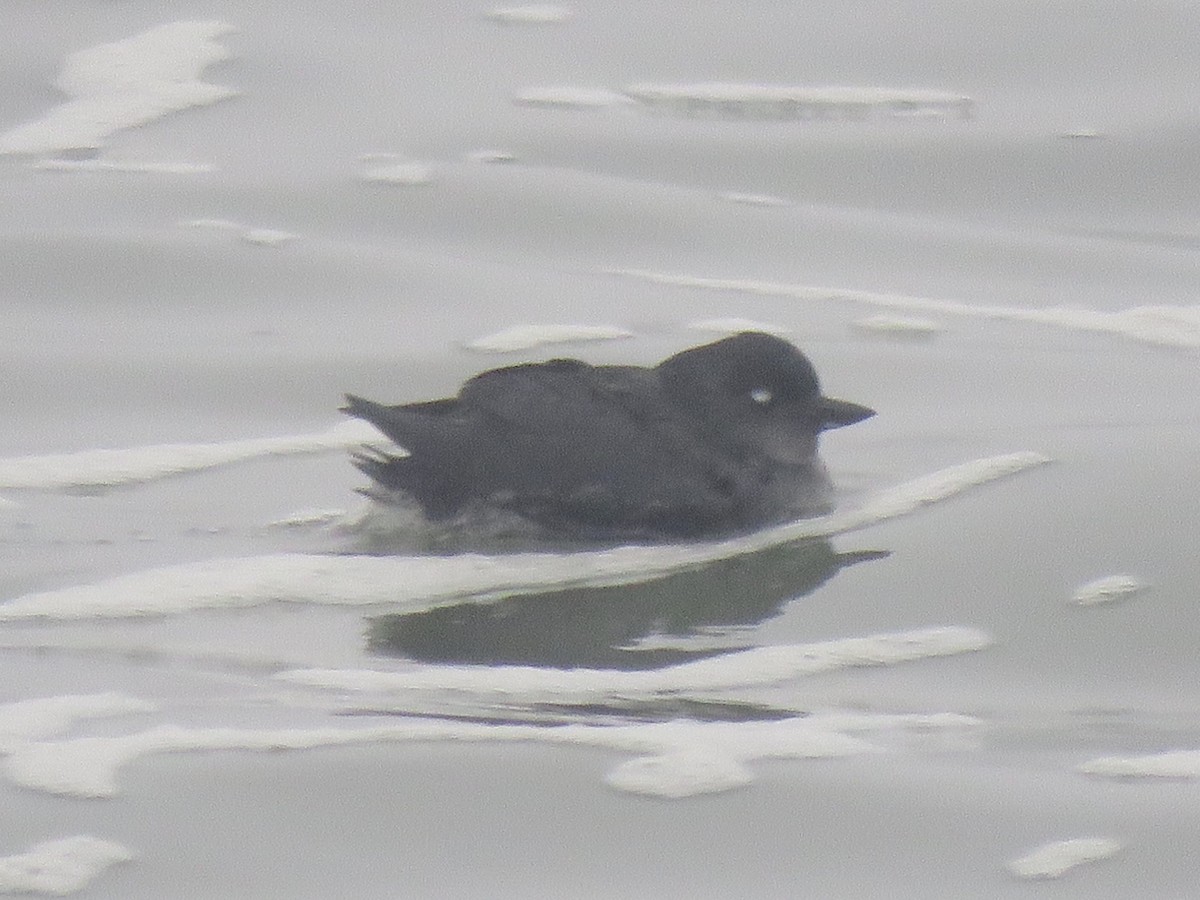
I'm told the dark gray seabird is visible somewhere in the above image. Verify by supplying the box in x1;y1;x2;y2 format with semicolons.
343;332;874;541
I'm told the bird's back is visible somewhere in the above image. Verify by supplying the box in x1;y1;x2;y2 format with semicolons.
347;359;750;536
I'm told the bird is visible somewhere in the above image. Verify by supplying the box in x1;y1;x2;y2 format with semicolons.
342;332;873;542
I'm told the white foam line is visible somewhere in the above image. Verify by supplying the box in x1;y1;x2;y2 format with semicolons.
1078;749;1200;780
609;268;1200;350
852;314;943;337
0;452;1049;621
623;82;971;108
718;192;789;207
181;217;242;231
514;86;634;109
32;158;214;174
621;627;756;653
239;228;300;247
514;82;973;120
3;711;980;800
464;149;517;164
0;420;385;493
464;324;635;352
1069;575;1147;607
180;218;301;247
277;626;991;701
484;4;572;24
687;317;790;337
1007;837;1122;880
264;508;349;530
0;21;238;156
361;160;433;185
0;693;157;754
0;836;134;896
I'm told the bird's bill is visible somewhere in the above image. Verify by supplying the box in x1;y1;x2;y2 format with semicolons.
818;397;876;430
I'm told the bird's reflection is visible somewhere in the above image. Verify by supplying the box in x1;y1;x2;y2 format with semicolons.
367;538;888;670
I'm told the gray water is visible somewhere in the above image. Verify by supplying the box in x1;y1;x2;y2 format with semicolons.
2;3;1199;897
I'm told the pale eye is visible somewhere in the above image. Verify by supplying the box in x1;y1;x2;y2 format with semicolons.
750;387;773;405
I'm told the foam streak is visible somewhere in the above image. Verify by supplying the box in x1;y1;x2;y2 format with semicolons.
4;712;977;800
0;21;238;156
1007;838;1121;880
1079;749;1200;780
610;268;1200;349
0;420;384;493
0;836;133;895
0;693;157;754
465;324;634;352
277;626;992;701
0;453;1048;621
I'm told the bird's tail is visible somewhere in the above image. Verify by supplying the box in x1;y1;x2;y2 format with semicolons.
350;446;413;492
341;393;387;423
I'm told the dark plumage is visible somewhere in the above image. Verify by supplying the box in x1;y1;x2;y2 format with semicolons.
343;332;873;541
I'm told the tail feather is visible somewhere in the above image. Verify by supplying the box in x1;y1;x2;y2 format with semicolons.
350;450;461;518
341;393;386;421
350;449;407;488
342;393;466;517
342;392;416;450
341;392;457;455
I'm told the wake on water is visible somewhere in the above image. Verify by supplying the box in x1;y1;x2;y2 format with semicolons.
0;444;1050;621
0;429;1049;800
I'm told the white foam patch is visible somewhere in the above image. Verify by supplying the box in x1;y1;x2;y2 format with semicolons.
0;694;157;754
264;508;348;530
0;21;237;156
32;158;213;174
852;314;944;338
1007;838;1122;879
605;750;754;798
0;495;16;510
1069;575;1147;607
277;627;991;702
361;159;433;186
687;317;790;337
464;149;517;164
718;192;789;207
181;217;242;231
465;324;635;352
609;269;1200;350
620;627;756;653
0;419;385;493
1078;749;1200;779
622;83;974;121
0;836;134;896
484;4;572;24
3;712;977;800
0;452;1048;621
514;86;634;109
180;218;300;247
239;228;299;247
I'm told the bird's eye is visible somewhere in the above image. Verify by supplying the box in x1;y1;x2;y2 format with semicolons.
750;387;773;405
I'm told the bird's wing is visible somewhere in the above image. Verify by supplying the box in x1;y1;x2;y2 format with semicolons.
454;361;747;534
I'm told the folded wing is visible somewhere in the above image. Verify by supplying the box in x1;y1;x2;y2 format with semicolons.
344;360;751;536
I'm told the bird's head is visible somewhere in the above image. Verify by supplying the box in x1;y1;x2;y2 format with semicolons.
657;332;874;464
